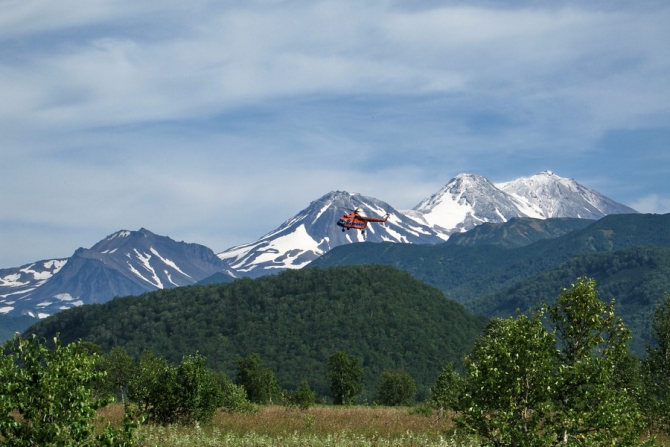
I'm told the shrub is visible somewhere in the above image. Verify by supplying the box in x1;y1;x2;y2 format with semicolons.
130;351;223;425
375;370;417;406
214;371;258;414
283;380;317;410
0;334;135;446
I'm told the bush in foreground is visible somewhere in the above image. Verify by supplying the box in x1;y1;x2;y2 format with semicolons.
130;350;224;425
0;334;135;446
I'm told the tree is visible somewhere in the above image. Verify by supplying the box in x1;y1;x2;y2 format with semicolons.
459;314;555;447
375;370;417;406
327;351;363;405
235;353;280;404
544;277;644;445
0;334;135;446
642;293;670;433
459;278;646;446
101;346;137;405
130;350;172;423
429;363;463;416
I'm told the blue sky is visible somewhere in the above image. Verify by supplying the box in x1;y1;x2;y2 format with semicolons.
1;0;669;268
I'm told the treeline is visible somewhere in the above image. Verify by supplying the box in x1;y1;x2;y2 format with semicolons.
0;334;425;445
24;265;488;400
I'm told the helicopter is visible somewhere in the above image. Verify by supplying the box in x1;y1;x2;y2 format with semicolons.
336;207;390;234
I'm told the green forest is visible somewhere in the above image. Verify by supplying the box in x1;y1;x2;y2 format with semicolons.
25;265;488;400
310;213;670;353
469;245;670;354
312;213;670;304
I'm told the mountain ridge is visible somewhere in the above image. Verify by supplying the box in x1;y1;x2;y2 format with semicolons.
219;172;637;277
1;171;639;323
0;228;234;319
407;171;637;235
309;212;670;303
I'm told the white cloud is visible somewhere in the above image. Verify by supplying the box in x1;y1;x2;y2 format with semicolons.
2;1;668;137
0;0;669;267
631;195;670;215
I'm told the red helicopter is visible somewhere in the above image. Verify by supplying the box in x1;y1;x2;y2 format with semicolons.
337;207;390;234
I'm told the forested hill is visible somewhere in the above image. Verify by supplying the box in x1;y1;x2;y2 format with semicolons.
24;265;488;400
310;213;670;304
469;245;670;355
444;217;594;248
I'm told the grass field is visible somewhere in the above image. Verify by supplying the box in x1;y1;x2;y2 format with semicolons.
100;404;480;446
99;404;669;447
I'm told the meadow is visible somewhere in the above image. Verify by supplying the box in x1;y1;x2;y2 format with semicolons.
99;404;670;447
100;404;481;447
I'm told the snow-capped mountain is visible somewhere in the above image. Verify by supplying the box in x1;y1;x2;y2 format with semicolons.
1;170;639;320
408;171;637;233
409;173;544;234
496;171;638;219
0;228;234;318
219;173;637;277
217;191;448;278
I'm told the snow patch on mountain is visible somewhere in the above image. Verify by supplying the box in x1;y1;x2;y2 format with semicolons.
0;259;68;304
218;191;449;277
150;247;191;278
408;172;636;234
0;228;233;318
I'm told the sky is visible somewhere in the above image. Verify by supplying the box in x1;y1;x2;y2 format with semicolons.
1;0;669;268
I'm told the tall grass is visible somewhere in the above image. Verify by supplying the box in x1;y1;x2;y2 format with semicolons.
101;405;478;447
100;405;670;446
135;427;478;447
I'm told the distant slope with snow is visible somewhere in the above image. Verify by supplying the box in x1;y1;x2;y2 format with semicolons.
407;171;637;234
496;171;638;219
0;228;234;318
218;191;448;278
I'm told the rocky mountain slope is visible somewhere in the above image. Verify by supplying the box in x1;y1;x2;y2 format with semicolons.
0;229;233;318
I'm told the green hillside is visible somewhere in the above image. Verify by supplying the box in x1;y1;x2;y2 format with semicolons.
445;217;594;248
311;213;670;303
469;245;670;355
24;265;488;401
0;315;38;341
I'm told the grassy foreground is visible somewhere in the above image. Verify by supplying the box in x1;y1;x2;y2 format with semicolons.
99;404;670;446
99;404;479;447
